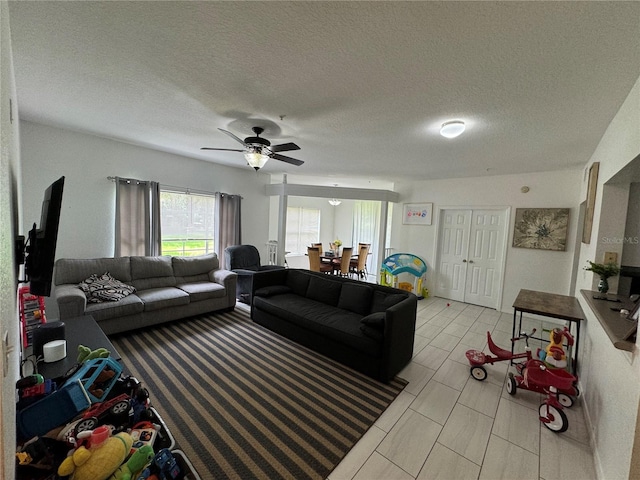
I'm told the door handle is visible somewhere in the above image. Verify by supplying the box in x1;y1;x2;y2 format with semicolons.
462;259;467;263
468;260;474;264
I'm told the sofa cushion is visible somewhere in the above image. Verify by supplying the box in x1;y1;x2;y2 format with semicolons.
254;294;381;356
55;257;132;285
306;275;342;307
130;256;176;290
85;294;144;322
360;324;384;341
176;281;226;302
172;254;218;277
361;312;386;329
285;270;311;296
370;291;407;314
255;285;292;297
338;283;373;316
137;287;190;311
79;273;136;303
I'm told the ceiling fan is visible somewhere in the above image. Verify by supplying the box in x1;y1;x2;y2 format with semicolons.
201;127;304;171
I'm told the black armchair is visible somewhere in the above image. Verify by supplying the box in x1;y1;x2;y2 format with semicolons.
224;245;285;304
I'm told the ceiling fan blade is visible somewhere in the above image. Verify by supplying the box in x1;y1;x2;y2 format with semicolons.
271;153;304;166
269;142;300;153
201;147;244;152
218;128;248;146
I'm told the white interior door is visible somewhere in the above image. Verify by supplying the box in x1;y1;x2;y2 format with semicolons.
437;210;472;302
437;208;507;308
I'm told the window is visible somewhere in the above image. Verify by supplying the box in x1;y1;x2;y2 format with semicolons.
286;207;320;255
160;190;215;256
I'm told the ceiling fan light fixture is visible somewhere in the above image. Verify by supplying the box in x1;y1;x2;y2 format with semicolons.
244;151;269;170
440;120;466;139
328;198;342;206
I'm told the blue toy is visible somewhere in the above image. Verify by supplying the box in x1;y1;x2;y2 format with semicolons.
380;253;428;298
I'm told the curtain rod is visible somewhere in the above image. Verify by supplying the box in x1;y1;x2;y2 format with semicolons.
107;177;242;198
107;175;151;185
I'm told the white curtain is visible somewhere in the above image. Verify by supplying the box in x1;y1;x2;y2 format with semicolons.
215;192;242;269
115;177;161;257
351;201;381;275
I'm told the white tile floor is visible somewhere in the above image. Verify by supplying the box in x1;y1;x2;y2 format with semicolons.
328;296;597;480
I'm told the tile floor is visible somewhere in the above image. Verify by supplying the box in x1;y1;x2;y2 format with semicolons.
328;296;597;480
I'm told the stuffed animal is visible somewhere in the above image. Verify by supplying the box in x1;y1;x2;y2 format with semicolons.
77;345;110;364
57;427;133;480
109;445;154;480
539;328;567;368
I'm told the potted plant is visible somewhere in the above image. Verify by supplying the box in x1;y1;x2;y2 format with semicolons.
585;260;620;294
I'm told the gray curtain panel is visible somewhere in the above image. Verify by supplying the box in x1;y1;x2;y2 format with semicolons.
115;177;161;257
215;192;241;269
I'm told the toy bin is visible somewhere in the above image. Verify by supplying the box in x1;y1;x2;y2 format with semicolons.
17;380;91;440
149;406;176;451
62;357;123;403
172;450;203;480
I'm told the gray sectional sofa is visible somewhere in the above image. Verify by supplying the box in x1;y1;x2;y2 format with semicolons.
251;269;417;382
54;254;237;335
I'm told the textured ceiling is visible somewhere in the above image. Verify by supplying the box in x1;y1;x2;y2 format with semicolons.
8;1;640;181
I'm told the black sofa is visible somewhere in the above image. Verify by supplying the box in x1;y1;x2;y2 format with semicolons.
251;269;417;382
224;245;284;304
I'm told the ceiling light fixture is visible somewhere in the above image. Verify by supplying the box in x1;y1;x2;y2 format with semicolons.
440;120;466;139
244;151;269;171
328;184;341;206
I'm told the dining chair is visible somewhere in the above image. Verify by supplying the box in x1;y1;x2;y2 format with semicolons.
350;244;369;279
312;243;331;264
308;247;333;273
334;247;353;277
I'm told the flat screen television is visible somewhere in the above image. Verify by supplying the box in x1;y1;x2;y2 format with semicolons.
25;176;65;297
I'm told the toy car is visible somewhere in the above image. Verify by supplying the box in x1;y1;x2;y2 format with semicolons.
136;448;181;480
74;393;130;435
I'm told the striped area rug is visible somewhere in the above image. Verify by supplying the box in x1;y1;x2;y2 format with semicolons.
110;308;406;480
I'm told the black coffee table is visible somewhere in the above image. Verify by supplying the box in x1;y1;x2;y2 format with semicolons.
30;315;121;381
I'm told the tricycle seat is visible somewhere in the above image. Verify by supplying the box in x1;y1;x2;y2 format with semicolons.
465;349;485;365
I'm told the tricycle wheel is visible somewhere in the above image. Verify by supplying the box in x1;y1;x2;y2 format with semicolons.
539;404;568;433
470;366;487;381
506;373;517;396
558;393;574;408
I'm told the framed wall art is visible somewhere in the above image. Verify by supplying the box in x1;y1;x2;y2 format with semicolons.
582;162;599;244
512;208;570;251
402;203;433;225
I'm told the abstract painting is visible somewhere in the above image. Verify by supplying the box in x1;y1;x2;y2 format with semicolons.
512;208;570;251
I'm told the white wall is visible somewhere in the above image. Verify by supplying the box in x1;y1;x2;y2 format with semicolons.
393;170;582;312
573;75;640;480
0;3;21;477
19;121;273;318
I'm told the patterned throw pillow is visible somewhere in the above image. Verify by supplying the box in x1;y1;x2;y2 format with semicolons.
79;272;136;303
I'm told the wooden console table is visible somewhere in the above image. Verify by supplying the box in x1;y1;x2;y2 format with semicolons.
512;289;585;375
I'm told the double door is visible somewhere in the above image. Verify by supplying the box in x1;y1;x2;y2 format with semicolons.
436;208;508;308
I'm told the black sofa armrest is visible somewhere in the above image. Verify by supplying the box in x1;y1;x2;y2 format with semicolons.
250;269;290;304
380;293;418;382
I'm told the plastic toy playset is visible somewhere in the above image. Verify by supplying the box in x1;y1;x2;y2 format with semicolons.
380;253;428;298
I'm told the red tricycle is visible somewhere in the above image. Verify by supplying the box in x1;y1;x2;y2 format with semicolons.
465;329;537;381
507;359;578;432
466;328;580;432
